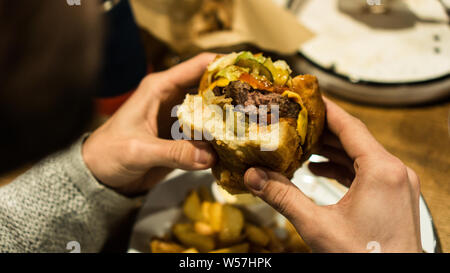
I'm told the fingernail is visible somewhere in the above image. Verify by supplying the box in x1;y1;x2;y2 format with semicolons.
195;148;212;165
245;168;268;191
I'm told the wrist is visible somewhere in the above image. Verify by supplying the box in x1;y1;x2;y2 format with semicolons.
82;132;145;197
81;133;113;190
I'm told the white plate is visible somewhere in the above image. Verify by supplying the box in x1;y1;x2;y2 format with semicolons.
297;0;450;84
128;163;440;253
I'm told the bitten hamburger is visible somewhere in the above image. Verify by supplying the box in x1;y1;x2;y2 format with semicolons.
177;52;325;194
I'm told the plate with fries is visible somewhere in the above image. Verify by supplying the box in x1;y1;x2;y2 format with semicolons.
128;157;440;253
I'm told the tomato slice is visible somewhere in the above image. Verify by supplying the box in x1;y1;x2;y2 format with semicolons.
238;73;272;91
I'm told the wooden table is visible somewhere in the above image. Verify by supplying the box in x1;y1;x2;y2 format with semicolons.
326;93;450;252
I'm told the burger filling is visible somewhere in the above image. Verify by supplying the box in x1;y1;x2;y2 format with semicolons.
212;81;301;119
204;51;308;144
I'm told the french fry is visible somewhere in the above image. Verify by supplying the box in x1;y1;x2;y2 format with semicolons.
286;233;311;253
194;221;215;236
183;190;203;222
150;186;314;254
209;243;249;253
285;220;311;253
201;201;212;223
209;202;223;232
173;223;215;252
264;227;284;253
150;239;186;253
182;248;199;253
218;204;244;245
285;220;297;235
245;224;269;247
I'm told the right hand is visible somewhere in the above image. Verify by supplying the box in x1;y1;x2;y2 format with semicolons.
243;97;422;252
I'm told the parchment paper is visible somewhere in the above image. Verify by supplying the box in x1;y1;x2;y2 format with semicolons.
129;0;314;54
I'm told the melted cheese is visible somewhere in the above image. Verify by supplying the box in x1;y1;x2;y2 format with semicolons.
208;78;308;145
281;91;308;145
207;77;230;91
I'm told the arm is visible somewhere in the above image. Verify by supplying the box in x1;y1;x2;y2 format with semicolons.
0;135;137;252
0;53;217;252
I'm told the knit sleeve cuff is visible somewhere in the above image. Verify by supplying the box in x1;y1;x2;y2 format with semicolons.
60;134;141;216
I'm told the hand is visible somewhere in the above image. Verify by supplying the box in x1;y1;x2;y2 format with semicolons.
82;53;217;196
243;97;422;252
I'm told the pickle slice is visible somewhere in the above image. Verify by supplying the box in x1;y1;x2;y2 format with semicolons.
235;53;274;82
264;58;290;86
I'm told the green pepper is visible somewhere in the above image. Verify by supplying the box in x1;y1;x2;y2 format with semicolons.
263;58;277;82
263;58;290;86
235;51;255;62
215;65;249;82
235;52;273;82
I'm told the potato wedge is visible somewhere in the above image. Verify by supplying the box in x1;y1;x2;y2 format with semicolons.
245;224;269;247
150;239;185;253
182;248;199;253
285;220;297;235
218;205;244;245
285;220;311;253
209;202;223;232
173;223;215;252
201;201;212;223
183;190;203;222
210;243;249;253
194;221;215;236
264;227;284;253
286;233;311;253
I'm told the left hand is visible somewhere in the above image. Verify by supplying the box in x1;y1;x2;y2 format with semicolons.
82;53;217;196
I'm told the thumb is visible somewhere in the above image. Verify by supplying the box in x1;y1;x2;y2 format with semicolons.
151;139;216;170
244;167;319;225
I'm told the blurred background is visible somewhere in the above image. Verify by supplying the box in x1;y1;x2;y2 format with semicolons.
0;0;448;252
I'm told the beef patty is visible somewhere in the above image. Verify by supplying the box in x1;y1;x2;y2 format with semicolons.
213;81;300;119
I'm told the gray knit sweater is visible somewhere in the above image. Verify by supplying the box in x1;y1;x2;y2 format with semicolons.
0;135;138;253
